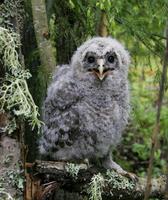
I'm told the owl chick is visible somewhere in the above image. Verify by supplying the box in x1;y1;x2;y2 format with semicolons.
39;37;130;176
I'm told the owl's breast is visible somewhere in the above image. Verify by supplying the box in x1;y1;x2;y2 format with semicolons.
78;82;122;130
71;80;127;158
76;99;122;158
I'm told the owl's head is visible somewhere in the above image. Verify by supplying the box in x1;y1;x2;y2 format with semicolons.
71;37;130;81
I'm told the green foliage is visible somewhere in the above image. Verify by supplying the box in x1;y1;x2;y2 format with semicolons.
130;68;168;174
114;66;168;176
47;0;167;66
97;0;167;59
0;27;43;133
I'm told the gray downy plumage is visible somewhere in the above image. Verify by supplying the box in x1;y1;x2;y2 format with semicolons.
39;37;130;174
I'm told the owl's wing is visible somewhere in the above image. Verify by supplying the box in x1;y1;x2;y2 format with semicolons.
52;64;70;81
39;65;82;158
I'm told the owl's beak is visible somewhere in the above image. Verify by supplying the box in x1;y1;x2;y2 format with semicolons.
97;65;105;80
96;59;105;80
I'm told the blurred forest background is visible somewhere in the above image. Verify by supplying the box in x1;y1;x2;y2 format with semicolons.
0;0;168;199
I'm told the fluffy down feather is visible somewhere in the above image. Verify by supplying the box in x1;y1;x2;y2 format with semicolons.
39;37;130;172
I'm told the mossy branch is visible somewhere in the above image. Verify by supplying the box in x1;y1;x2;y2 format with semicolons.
26;160;166;200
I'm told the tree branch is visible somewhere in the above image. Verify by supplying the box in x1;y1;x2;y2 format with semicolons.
25;160;166;200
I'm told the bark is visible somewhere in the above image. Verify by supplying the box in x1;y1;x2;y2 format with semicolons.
24;0;57;163
31;0;56;84
0;134;21;198
25;160;166;200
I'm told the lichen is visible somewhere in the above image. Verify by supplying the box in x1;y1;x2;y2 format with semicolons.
0;168;24;200
0;188;14;200
106;170;135;194
0;0;24;31
87;173;105;200
0;27;43;133
87;170;136;200
65;163;81;179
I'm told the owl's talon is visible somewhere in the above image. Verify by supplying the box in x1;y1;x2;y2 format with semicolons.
122;171;138;182
83;158;90;168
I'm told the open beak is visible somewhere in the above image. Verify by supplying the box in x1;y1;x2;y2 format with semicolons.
96;65;105;80
94;59;106;80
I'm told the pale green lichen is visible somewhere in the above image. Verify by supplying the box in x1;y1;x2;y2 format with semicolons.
87;170;136;200
0;168;24;200
0;27;21;70
7;169;24;191
87;173;105;200
2;118;16;135
106;170;135;193
65;163;81;179
0;26;43;133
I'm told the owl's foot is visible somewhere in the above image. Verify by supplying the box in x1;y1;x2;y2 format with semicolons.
83;158;91;168
102;156;137;181
119;170;137;181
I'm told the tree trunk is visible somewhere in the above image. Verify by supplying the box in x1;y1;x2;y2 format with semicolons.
23;0;57;163
98;10;108;37
31;0;56;84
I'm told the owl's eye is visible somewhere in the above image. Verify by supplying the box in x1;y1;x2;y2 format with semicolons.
108;55;115;63
88;56;95;63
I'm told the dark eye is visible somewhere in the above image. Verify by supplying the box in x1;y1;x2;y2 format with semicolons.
88;56;95;63
108;55;115;63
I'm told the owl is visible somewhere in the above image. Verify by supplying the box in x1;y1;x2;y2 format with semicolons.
39;37;131;176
